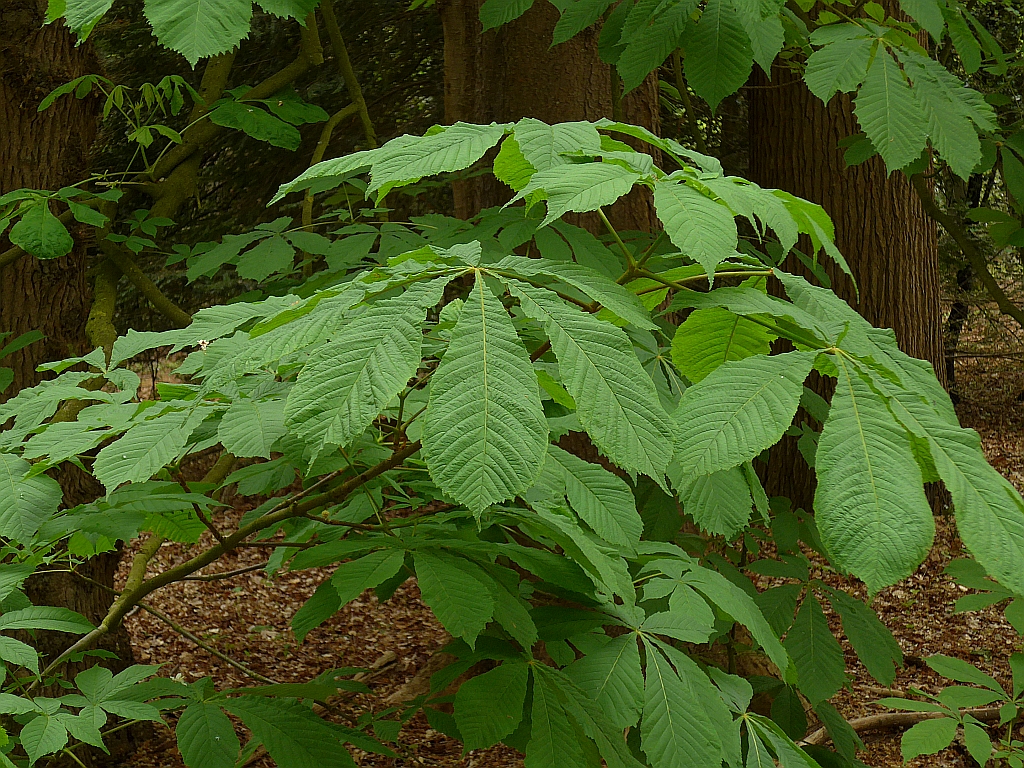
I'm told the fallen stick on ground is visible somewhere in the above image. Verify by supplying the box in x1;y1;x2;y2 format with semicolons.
801;706;1004;747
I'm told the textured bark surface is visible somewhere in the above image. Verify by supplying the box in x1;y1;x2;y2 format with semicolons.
0;6;143;762
0;1;97;396
437;0;659;231
748;64;946;511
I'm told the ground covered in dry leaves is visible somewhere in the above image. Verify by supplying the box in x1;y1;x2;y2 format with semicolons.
120;310;1024;768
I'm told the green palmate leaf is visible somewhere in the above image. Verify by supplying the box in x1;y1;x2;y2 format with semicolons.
771;687;807;741
23;421;112;465
673;351;815;475
898;50;986;180
746;714;821;768
493;136;536;192
881;376;1024;595
552;0;615;45
454;662;529;750
413;551;495;648
537;508;637;600
754;584;802;637
0;636;39;673
514;162;642;226
0;453;61;541
176;703;240;768
900;716;958;762
331;549;406;607
782;595;846;705
685;0;753;111
814;360;933;592
854;47;927;173
642;591;715;643
490;255;655;329
826;587;902;686
512;118;602;171
21;714;68;766
255;0;319;20
654;181;738;283
926;654;1004;692
963;722;993;766
56;709;105;751
236;235;295;281
273;147;380;201
92;408;207;493
491;582;539;650
508;280;674;481
660;640;740;765
218;398;286;459
291;582;340;642
813;701;864;760
745;729;774;768
740;10;784;75
803;37;874;103
537;665;649;768
143;0;253;67
672;465;753;538
899;0;945;41
368;122;509;199
641;644;723;768
208;102;300;150
565;634;643;730
286;277;448;463
63;0;115;38
145;509;206;543
548;445;643;550
223;697;354;768
526;669;592;768
671;304;776;383
170;294;300;351
423;273;547;512
480;0;534;30
683;566;793;678
0;606;93;634
617;0;698;93
9;202;74;260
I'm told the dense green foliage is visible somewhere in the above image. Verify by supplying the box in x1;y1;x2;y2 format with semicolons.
0;0;1022;766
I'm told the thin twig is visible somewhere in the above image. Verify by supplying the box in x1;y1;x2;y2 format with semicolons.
69;570;276;684
41;442;421;679
672;50;708;154
184;563;268;582
138;601;277;684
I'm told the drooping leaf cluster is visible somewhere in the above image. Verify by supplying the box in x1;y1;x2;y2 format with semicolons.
1;113;1023;768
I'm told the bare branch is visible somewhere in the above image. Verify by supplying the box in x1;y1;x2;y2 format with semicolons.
98;240;192;328
912;173;1024;329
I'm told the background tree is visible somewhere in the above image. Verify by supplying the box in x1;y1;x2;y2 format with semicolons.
439;0;660;230
747;66;945;509
0;10;141;747
0;2;96;395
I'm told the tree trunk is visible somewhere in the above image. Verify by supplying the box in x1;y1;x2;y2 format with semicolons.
0;1;96;393
0;6;143;762
437;0;659;230
747;64;946;512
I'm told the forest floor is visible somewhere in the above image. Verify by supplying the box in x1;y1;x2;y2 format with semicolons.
119;307;1024;768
